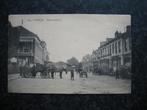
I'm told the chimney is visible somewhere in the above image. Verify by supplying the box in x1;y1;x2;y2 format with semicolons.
115;31;119;38
100;41;106;46
106;38;113;42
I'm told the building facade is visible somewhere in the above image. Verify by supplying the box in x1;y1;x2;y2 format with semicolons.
16;26;49;66
92;25;131;75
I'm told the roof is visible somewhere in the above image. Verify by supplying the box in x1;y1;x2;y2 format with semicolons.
17;26;36;36
99;26;131;49
16;26;42;42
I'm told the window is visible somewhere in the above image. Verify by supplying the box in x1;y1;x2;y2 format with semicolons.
115;42;117;54
24;48;29;52
110;45;111;55
125;39;128;52
118;41;121;53
112;43;114;54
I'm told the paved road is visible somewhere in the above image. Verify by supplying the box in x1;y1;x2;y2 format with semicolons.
8;72;131;94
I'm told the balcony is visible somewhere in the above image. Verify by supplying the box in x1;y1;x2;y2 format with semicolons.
17;51;33;56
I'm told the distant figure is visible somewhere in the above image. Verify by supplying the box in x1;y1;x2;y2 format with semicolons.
51;70;54;79
23;64;29;78
115;70;119;79
20;65;23;77
47;69;51;78
20;61;25;78
65;69;67;74
113;67;119;79
60;70;63;79
70;70;74;80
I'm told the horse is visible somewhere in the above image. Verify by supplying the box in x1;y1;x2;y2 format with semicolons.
30;64;49;78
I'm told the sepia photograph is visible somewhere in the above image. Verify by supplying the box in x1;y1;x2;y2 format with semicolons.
8;14;131;94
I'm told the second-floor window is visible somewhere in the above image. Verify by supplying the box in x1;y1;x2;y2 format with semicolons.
112;44;114;54
18;41;33;53
118;41;121;53
24;48;30;53
115;42;117;54
110;45;111;55
125;39;128;52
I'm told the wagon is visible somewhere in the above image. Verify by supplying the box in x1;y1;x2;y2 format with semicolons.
79;71;88;78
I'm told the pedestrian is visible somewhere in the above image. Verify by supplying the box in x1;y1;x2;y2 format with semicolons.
59;70;63;79
65;69;67;74
51;70;54;79
20;61;25;78
70;70;74;80
43;65;48;78
115;70;120;79
23;64;28;78
113;66;118;79
20;65;23;77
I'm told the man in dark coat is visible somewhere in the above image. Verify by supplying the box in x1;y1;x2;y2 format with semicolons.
51;70;54;79
65;70;67;74
71;70;74;80
20;65;23;77
59;70;63;79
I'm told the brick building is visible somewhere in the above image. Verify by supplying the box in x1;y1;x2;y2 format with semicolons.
92;25;131;75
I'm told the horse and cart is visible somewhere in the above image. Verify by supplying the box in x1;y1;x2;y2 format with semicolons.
20;63;53;78
77;68;88;78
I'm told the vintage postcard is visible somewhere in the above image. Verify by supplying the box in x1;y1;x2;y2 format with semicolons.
8;14;131;94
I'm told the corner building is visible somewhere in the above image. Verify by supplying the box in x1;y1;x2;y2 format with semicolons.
16;26;49;66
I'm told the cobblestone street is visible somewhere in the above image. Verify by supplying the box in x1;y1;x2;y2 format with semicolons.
8;72;131;94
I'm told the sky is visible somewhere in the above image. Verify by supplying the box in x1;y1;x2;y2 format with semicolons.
9;14;131;62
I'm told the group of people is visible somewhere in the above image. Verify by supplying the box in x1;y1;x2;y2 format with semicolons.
19;63;75;80
35;69;75;80
58;70;74;80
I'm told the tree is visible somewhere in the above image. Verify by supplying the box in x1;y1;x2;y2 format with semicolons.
81;54;93;72
67;57;79;66
81;54;92;63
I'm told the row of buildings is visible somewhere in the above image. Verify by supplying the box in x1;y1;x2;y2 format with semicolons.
82;25;131;75
8;23;49;70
